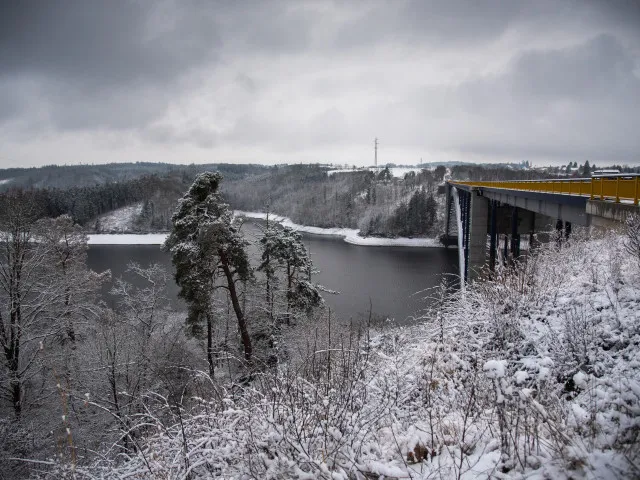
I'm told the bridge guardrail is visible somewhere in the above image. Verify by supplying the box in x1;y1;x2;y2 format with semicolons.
450;174;640;205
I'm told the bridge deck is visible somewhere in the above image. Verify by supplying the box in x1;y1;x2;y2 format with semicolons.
451;175;640;205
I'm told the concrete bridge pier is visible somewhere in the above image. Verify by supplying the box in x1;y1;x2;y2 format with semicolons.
489;200;497;271
510;206;521;260
467;191;488;280
486;203;537;269
554;219;572;245
533;213;555;243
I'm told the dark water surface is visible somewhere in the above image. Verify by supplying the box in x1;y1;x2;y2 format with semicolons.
87;222;459;323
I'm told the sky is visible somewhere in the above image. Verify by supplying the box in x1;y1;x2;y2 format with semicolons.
1;0;640;168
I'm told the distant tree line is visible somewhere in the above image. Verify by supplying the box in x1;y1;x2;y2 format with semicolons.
449;165;548;182
0;174;186;227
557;161;640;176
0;162;271;191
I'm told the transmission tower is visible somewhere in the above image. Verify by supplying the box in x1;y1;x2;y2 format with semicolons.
374;137;378;168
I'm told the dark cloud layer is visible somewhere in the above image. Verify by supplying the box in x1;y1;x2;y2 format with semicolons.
0;1;219;86
0;0;220;131
1;0;639;166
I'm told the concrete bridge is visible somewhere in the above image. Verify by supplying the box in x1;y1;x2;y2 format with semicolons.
444;175;640;282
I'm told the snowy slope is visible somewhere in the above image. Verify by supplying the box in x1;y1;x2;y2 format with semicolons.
94;202;142;232
51;230;640;479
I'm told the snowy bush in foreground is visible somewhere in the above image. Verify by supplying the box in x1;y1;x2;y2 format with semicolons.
33;231;640;479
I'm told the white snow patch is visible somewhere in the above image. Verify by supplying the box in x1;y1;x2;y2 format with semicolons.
389;167;425;178
483;359;507;379
539;356;554;367
362;460;407;477
571;403;590;426
0;178;12;185
235;211;442;247
514;370;529;384
573;371;588;390
87;234;168;245
95;203;143;232
537;366;551;381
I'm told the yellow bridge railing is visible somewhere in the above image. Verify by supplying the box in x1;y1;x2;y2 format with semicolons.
450;174;640;205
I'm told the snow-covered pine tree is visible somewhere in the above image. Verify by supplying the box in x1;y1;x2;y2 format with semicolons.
164;172;253;375
258;224;321;323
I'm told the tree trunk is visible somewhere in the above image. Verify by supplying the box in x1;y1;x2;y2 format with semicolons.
206;310;215;377
9;351;21;418
220;256;252;362
9;269;23;418
286;263;292;324
64;288;76;343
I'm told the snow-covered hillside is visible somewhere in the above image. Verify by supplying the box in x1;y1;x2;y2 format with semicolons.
42;230;640;479
94;202;142;232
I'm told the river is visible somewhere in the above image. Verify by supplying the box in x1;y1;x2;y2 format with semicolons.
87;222;459;324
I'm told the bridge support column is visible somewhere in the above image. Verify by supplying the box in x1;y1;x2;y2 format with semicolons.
534;213;555;243
503;234;508;264
444;183;452;244
555;219;562;246
489;200;497;271
510;207;521;259
468;192;489;280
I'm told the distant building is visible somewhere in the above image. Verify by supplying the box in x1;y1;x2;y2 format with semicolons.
592;169;620;176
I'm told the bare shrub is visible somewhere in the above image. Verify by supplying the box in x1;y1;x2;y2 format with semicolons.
624;213;640;267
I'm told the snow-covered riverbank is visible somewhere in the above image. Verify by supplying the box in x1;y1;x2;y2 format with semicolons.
87;233;168;245
87;211;443;247
235;211;442;247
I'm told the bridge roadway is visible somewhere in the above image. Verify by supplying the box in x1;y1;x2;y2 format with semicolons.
445;175;640;281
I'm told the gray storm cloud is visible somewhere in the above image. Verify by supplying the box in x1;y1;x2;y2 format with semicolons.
0;0;639;166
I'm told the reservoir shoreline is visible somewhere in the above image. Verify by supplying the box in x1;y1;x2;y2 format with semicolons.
87;210;444;247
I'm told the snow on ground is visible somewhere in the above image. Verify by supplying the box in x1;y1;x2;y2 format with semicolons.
326;168;365;176
95;202;142;232
0;178;12;185
49;230;640;479
235;210;442;247
389;166;426;177
87;233;167;245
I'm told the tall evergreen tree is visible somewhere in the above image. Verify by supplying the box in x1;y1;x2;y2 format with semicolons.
164;172;253;375
258;225;321;322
